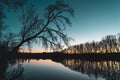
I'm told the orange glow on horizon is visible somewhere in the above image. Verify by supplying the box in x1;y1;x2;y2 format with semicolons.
19;48;53;53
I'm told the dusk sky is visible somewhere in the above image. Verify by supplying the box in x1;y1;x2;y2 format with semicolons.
4;0;120;52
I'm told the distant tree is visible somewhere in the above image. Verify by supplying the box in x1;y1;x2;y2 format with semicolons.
10;0;74;53
103;35;117;53
62;33;120;54
79;44;84;53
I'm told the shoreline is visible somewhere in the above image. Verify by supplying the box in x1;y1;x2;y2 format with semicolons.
6;52;120;61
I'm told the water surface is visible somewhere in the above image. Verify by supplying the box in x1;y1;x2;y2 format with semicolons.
1;59;120;80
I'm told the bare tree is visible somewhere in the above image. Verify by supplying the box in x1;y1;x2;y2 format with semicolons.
0;0;27;55
0;0;27;34
117;33;120;52
1;0;26;11
10;0;74;53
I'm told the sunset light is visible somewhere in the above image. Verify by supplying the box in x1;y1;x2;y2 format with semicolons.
0;0;120;80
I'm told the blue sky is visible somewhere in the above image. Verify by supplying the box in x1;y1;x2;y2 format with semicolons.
67;0;120;45
4;0;120;52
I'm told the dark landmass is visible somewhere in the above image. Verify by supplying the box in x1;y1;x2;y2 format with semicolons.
5;52;120;61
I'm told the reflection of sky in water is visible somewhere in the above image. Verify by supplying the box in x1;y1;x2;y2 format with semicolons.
13;59;105;80
3;59;120;80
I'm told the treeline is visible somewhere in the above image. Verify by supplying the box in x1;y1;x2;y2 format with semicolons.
62;33;120;54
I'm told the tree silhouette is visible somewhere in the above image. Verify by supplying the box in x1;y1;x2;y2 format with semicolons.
0;0;26;35
63;33;120;54
117;33;120;52
10;0;74;53
1;0;26;10
0;0;27;55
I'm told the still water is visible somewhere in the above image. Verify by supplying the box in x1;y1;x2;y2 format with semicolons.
0;59;120;80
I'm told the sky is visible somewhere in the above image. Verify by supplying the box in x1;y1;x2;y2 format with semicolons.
4;0;120;52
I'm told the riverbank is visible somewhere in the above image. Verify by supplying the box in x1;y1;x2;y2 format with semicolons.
8;52;120;61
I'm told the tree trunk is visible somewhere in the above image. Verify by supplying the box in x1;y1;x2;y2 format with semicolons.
9;41;24;54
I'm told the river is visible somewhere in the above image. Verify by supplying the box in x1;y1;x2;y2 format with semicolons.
1;59;120;80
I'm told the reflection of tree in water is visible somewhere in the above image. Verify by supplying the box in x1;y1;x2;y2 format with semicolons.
0;59;8;80
61;59;120;80
5;64;24;80
0;59;24;80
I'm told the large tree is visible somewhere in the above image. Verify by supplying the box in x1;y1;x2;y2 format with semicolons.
0;0;27;35
0;0;27;55
10;0;74;53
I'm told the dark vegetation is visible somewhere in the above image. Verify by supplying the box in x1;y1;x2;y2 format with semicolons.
5;52;120;61
0;0;120;60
